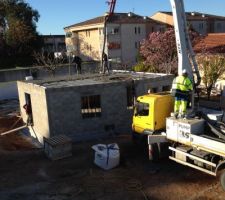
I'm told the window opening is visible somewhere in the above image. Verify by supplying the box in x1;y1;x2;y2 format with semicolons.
138;27;141;34
81;95;101;118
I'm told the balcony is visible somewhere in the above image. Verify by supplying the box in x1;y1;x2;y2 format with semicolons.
108;42;121;50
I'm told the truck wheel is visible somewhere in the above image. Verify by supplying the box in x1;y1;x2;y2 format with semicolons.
131;131;138;144
220;170;225;191
158;142;170;158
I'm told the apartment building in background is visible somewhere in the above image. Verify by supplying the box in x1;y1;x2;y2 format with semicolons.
42;35;66;53
151;11;225;36
64;12;165;64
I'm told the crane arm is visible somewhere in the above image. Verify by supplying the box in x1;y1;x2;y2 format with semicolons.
170;0;201;86
170;0;201;113
108;0;117;16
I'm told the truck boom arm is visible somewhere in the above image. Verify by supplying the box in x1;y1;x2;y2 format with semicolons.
170;0;201;86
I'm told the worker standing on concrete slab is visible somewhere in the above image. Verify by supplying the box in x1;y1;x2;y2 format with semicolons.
103;53;109;73
72;55;82;74
172;69;193;118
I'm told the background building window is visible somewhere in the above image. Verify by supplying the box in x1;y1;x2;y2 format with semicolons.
113;27;119;34
134;27;137;34
99;28;103;35
66;32;72;38
199;23;204;30
151;27;154;32
138;27;141;34
109;27;120;34
108;42;121;49
86;30;90;37
217;23;222;31
135;41;140;49
135;42;138;49
159;27;165;32
81;95;101;118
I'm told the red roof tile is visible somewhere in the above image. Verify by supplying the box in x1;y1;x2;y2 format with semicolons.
194;33;225;53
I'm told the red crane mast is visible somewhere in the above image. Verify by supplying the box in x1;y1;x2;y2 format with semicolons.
108;0;117;15
102;0;117;73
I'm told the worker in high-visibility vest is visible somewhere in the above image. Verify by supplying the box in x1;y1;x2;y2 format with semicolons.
172;69;193;118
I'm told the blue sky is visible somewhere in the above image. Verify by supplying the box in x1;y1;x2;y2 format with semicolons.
25;0;225;35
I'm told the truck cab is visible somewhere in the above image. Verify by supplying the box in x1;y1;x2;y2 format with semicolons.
132;92;174;136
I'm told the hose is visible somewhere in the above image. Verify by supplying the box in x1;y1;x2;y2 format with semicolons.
126;179;149;200
201;112;225;140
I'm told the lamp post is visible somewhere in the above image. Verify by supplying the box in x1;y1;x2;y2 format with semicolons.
66;46;73;77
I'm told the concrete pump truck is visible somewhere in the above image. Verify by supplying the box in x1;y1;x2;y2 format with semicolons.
132;0;225;190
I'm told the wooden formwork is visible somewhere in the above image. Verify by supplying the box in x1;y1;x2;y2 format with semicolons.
44;135;72;160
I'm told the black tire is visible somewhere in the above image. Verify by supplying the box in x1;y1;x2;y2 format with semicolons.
220;169;225;191
131;132;147;145
158;142;170;158
132;132;149;157
131;131;139;144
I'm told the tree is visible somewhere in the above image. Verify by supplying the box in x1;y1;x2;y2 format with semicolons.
197;54;225;99
139;28;177;74
34;52;66;77
138;28;200;74
0;0;42;68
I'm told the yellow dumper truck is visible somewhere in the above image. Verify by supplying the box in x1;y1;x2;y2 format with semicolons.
132;92;225;190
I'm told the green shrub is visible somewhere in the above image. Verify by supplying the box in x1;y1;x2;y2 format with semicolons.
133;62;157;72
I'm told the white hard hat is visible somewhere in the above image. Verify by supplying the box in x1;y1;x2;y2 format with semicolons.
182;69;187;74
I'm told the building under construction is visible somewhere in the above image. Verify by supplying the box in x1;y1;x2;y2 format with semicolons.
17;72;173;144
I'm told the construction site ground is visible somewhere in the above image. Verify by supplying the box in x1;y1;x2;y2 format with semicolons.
0;116;224;200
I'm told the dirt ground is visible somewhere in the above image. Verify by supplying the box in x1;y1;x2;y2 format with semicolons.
0;116;225;200
0;116;34;151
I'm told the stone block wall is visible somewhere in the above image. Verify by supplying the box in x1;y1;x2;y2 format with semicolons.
134;74;174;96
46;81;133;141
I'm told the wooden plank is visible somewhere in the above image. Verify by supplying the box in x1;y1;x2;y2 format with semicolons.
0;125;27;136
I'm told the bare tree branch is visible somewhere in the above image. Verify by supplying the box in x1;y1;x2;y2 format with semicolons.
33;51;66;77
